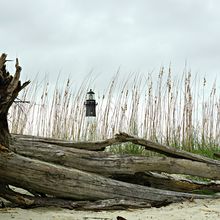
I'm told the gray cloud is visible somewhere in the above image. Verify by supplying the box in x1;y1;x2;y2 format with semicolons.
1;0;220;86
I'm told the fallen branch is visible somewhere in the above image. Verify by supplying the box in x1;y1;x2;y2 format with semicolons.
10;139;220;180
12;133;122;151
12;132;220;166
113;172;220;193
0;184;152;210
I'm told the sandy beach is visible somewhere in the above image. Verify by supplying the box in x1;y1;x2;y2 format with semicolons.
1;198;220;220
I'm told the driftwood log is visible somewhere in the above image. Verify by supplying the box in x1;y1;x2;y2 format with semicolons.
1;53;220;210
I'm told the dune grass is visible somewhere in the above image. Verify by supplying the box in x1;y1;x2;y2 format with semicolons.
8;68;220;157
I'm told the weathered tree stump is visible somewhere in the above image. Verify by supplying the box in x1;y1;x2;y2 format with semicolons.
0;53;30;147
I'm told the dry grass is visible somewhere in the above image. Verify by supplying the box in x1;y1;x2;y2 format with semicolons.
8;68;220;152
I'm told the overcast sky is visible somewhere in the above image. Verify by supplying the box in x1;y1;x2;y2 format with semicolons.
1;0;220;88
